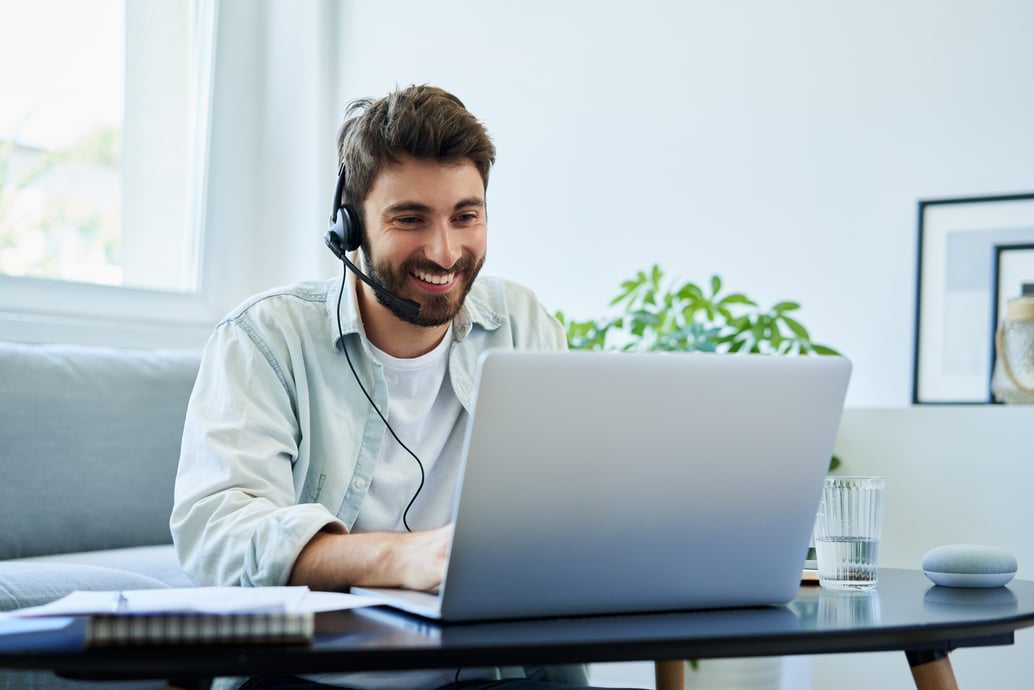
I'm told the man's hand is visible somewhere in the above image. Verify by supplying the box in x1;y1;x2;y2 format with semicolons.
385;524;454;591
288;523;454;592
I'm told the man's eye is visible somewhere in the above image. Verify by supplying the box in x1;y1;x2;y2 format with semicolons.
396;216;422;226
454;213;478;224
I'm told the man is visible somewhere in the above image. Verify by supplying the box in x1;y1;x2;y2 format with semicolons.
172;86;622;690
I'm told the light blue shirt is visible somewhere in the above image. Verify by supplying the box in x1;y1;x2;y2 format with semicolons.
171;272;566;588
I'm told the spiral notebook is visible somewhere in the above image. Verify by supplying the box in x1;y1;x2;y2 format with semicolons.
1;586;379;647
85;611;314;647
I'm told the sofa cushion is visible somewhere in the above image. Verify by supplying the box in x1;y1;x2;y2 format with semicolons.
0;341;200;560
0;669;165;690
0;562;170;612
10;545;196;589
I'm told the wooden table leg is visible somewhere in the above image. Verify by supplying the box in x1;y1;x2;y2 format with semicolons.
906;650;959;690
165;680;213;690
654;659;684;690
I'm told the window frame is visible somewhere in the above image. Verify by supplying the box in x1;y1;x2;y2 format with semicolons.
0;0;222;349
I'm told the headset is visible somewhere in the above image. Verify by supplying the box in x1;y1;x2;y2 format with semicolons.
325;163;420;319
326;162;426;533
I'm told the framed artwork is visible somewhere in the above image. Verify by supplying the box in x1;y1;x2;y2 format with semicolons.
992;243;1034;332
912;193;1034;404
991;243;1034;396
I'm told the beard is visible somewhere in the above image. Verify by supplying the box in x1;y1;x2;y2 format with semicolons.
363;249;485;327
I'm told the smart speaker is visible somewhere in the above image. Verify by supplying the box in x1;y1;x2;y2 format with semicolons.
922;544;1017;588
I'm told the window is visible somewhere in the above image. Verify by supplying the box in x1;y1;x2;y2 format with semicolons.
0;0;213;294
1;0;343;349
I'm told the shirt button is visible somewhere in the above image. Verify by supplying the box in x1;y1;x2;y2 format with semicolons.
353;477;367;489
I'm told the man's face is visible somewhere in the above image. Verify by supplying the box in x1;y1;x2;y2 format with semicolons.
361;154;487;327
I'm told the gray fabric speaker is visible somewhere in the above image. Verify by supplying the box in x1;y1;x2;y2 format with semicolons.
922;544;1017;588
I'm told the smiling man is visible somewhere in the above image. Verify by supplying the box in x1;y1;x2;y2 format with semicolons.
170;86;619;690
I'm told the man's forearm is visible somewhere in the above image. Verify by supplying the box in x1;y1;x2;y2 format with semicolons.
288;524;453;592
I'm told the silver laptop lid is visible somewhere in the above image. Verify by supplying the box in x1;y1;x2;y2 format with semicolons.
432;351;851;621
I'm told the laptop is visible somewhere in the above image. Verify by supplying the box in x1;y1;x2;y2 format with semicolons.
353;350;851;622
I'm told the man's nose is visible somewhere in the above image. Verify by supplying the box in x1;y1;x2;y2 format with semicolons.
425;220;462;268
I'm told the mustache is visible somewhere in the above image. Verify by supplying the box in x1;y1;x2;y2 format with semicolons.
402;254;478;275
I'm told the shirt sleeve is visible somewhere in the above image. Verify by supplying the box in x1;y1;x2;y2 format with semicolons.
170;319;343;587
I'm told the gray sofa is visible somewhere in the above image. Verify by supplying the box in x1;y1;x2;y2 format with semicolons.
0;340;201;689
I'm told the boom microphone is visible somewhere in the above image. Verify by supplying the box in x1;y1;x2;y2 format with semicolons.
324;232;421;320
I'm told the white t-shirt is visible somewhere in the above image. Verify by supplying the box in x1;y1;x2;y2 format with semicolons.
352;325;467;533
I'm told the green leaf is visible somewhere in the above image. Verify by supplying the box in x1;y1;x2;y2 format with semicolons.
728;315;750;330
752;324;771;338
647;266;663;297
710;274;721;296
609;287;633;307
677;283;704;301
781;315;810;340
628;309;659;323
772;301;800;313
811;344;841;356
716;293;754;306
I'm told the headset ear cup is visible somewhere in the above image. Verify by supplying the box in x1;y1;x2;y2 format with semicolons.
328;204;362;255
339;204;362;252
328;164;362;256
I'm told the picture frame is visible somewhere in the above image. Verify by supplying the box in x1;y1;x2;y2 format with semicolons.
912;192;1034;404
990;243;1034;399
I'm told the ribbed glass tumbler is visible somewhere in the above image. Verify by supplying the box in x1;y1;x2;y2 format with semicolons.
813;476;885;590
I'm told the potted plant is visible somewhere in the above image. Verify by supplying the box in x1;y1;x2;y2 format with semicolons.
556;264;839;356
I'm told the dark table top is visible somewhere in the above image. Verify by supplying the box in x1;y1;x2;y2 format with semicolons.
4;569;1034;682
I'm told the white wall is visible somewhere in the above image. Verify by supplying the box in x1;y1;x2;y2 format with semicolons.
331;0;1034;406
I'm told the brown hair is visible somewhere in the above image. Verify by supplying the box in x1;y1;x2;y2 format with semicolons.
336;85;496;214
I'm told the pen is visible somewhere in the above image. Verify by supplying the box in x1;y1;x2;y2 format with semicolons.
111;592;128;613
